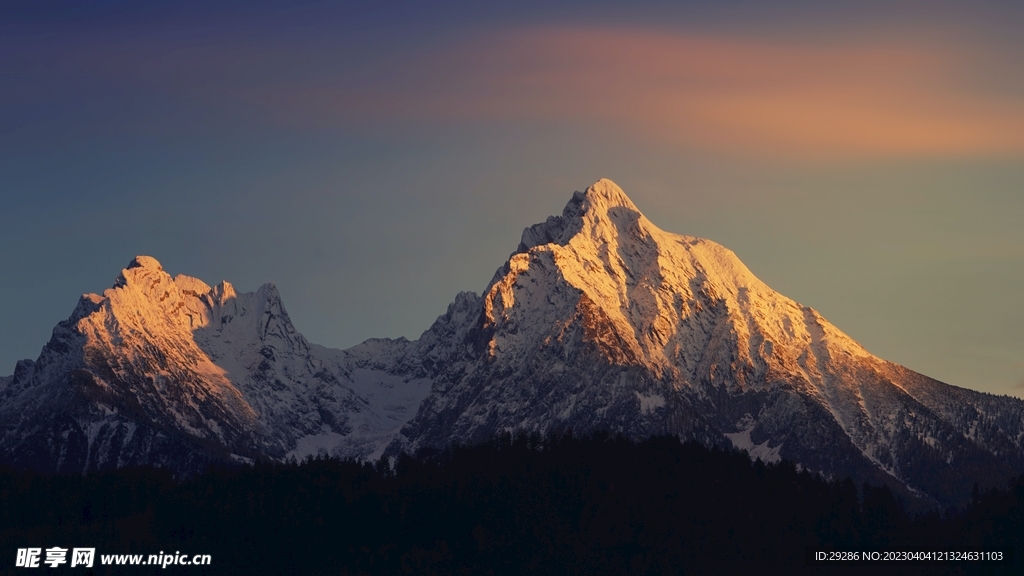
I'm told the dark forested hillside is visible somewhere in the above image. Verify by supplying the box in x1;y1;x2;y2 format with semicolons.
1;434;1020;575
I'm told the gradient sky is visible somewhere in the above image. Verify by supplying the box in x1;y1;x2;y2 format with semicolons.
2;0;1023;397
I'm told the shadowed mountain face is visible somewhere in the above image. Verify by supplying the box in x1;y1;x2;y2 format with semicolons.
2;179;1022;506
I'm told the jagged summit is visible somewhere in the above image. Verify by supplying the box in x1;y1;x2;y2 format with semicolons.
492;178;842;379
575;177;640;211
517;178;645;253
127;255;162;270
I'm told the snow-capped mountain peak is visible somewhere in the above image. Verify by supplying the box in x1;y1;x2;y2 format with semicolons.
517;178;641;253
0;256;431;472
395;179;1024;506
487;179;866;384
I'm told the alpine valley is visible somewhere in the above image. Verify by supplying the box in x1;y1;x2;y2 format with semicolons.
2;179;1022;507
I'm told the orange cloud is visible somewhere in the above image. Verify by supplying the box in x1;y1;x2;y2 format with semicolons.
368;26;1023;160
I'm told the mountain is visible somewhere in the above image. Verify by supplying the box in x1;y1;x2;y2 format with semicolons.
378;179;1024;506
0;256;430;473
2;178;1023;506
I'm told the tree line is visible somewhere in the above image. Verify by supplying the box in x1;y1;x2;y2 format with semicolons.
1;433;1021;575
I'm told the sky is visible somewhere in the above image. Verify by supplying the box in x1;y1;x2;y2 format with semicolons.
2;0;1023;397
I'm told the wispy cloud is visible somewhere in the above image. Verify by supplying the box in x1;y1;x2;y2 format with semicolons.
384;26;1024;159
57;23;1024;160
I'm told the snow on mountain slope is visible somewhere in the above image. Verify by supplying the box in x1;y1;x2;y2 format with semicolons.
2;178;1022;506
0;256;429;473
386;178;1024;506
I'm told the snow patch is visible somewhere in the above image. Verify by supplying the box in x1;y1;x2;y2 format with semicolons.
635;391;665;415
725;427;783;464
287;431;347;461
